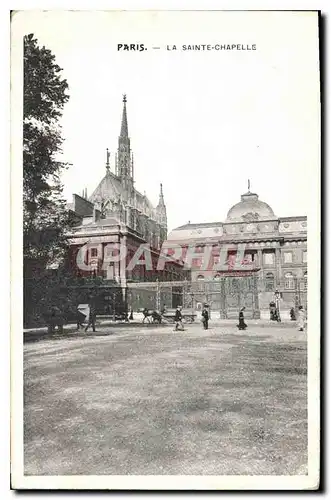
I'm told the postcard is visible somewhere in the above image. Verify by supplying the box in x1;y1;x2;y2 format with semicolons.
11;9;320;490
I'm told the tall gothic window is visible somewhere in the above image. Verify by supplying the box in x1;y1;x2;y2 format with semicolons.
304;271;308;290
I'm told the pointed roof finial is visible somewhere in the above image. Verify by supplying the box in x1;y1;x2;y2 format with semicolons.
248;179;251;193
120;94;128;137
106;148;110;172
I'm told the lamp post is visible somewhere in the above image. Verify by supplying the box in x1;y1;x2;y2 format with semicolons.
274;289;281;323
112;291;116;321
294;277;300;312
156;278;161;312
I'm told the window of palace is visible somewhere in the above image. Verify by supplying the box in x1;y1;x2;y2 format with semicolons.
284;252;293;264
90;248;98;258
285;272;295;289
303;251;307;263
197;275;205;281
243;252;254;263
213;255;220;266
227;252;237;267
263;251;275;265
265;272;274;291
304;271;307;289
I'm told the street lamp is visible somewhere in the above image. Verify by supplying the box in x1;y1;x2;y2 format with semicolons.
274;289;281;322
112;291;116;321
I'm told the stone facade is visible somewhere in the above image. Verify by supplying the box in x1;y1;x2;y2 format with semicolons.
66;96;186;305
167;190;307;317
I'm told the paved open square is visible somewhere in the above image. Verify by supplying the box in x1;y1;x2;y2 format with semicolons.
24;324;307;476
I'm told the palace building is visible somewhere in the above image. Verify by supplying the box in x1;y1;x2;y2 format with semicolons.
167;186;307;318
65;96;307;319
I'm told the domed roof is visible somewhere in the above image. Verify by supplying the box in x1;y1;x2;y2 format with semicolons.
226;191;275;222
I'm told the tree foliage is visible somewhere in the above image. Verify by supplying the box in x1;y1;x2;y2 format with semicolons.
23;34;70;273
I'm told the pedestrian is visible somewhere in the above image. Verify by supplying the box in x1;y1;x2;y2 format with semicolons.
174;306;184;331
290;307;296;321
297;305;306;331
85;297;97;333
142;307;150;323
48;305;64;334
202;305;209;330
269;301;277;321
237;307;247;331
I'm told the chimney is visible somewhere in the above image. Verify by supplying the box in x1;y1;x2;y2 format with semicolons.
93;207;101;223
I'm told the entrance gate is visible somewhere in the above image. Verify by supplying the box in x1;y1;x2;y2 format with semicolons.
127;274;261;319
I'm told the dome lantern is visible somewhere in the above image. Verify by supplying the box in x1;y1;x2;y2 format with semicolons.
226;190;276;222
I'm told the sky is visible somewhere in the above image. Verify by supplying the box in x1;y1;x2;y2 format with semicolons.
13;10;320;232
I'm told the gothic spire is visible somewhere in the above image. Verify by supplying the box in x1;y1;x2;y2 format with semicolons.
120;94;129;138
117;94;132;181
156;183;167;228
158;183;165;206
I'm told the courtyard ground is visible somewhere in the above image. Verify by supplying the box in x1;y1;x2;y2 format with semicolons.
24;323;307;476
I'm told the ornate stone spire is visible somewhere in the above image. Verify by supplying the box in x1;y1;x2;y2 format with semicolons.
158;183;165;206
117;94;132;182
106;148;110;174
156;183;167;228
120;94;129;138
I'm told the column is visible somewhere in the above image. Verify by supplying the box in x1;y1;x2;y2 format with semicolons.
275;247;282;286
252;274;261;319
156;279;161;311
120;235;127;307
220;278;227;319
257;249;263;269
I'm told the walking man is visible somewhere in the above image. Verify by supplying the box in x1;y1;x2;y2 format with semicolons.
142;307;150;323
297;305;306;332
202;305;209;330
174;306;184;331
85;297;97;333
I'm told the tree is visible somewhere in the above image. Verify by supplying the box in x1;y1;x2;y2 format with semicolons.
23;33;70;274
23;34;71;325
